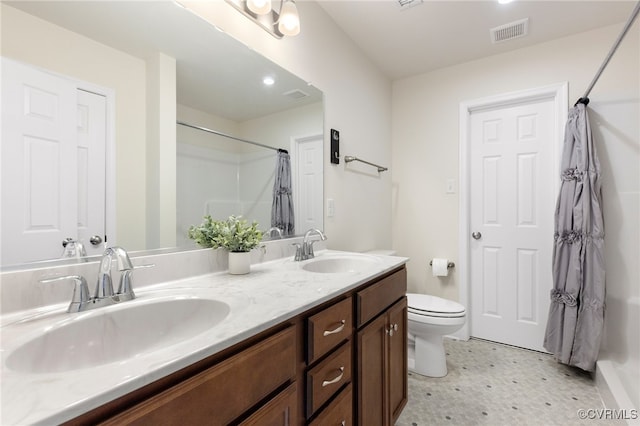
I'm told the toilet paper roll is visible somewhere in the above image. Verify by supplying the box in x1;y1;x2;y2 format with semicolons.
432;258;449;277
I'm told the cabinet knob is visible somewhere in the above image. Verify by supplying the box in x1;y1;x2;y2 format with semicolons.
387;323;399;336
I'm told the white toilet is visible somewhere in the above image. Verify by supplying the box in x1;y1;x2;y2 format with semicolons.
407;293;466;378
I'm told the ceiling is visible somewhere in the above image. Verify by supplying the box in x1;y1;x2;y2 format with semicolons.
6;0;636;116
317;0;637;80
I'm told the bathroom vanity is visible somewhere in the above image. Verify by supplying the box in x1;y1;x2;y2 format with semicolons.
0;250;408;425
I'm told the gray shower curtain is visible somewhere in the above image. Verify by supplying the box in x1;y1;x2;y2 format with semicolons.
271;150;295;235
543;103;605;372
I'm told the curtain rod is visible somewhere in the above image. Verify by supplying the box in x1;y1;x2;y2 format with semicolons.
576;0;640;106
177;120;287;153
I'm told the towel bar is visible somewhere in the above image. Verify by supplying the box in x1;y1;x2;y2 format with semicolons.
344;156;388;172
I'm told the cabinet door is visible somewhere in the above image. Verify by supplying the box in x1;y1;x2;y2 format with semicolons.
103;327;296;425
388;298;408;424
356;313;387;426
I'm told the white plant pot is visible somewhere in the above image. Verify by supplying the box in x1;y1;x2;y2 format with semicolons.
228;251;251;275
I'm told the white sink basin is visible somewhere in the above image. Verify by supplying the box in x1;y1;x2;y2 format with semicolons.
302;255;380;273
6;297;230;374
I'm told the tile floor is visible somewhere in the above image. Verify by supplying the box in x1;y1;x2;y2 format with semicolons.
396;338;622;426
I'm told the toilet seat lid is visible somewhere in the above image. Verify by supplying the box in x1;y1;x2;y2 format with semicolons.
407;293;465;316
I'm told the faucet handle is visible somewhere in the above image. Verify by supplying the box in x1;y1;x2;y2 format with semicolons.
40;275;90;313
292;243;303;261
116;264;154;302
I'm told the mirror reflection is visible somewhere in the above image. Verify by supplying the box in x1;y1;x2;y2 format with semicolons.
1;1;324;269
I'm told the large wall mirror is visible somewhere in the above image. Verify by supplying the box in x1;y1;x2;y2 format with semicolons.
1;1;324;270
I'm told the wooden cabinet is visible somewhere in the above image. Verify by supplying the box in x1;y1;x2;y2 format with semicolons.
356;270;408;426
69;266;407;426
308;384;353;426
387;298;409;423
240;383;298;426
305;296;353;421
306;297;352;365
100;326;297;426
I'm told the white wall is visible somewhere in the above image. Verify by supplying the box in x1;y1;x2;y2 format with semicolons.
181;1;393;252
392;23;639;406
1;4;148;251
146;52;177;250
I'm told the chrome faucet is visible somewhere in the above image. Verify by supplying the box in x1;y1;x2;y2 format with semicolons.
60;238;87;261
293;228;327;261
40;246;152;312
265;227;284;240
96;246;134;299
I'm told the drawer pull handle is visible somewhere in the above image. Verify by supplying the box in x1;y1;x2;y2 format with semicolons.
341;421;346;426
322;366;345;387
323;319;346;336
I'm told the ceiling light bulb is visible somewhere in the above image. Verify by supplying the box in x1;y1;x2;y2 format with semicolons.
498;0;514;4
247;0;272;15
278;0;300;36
263;76;275;86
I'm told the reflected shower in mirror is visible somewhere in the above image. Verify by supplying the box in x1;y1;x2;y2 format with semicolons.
0;1;324;270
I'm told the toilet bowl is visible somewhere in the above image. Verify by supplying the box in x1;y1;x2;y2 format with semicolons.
407;293;466;378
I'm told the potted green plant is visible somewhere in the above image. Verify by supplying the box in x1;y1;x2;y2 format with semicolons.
188;215;263;274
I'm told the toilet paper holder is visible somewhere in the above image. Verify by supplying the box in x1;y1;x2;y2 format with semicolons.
429;260;455;269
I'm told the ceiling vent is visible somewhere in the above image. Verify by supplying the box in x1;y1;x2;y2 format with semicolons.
283;89;309;101
490;18;529;43
396;0;424;11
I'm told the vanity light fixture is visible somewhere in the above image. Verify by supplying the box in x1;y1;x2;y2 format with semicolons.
278;0;300;36
225;0;300;38
247;0;272;15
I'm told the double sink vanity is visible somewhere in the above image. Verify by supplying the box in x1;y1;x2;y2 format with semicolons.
1;245;408;425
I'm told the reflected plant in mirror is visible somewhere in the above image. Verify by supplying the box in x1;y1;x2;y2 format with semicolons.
0;1;324;270
188;215;262;253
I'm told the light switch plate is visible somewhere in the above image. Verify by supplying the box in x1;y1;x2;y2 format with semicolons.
446;179;456;194
327;198;335;217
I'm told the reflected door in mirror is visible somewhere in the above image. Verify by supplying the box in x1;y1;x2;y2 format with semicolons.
1;59;107;265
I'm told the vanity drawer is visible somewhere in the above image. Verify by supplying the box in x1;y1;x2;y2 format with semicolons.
239;382;298;426
356;268;407;327
307;297;352;364
103;326;297;426
306;341;352;418
309;383;353;426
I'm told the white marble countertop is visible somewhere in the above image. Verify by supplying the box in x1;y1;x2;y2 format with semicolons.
0;250;408;425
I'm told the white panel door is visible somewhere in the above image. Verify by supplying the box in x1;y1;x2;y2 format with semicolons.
469;98;555;352
294;135;323;234
1;58;107;264
76;89;107;256
2;58;77;265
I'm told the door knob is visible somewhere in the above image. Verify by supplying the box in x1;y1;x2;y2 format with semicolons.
89;235;103;246
472;231;482;240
